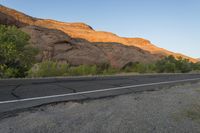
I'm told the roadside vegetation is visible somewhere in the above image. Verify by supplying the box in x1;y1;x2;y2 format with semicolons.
28;56;200;77
28;61;119;77
1;25;200;78
0;25;38;78
124;56;200;74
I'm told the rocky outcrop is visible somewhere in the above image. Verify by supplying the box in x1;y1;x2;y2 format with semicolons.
21;26;158;68
0;5;197;68
0;5;36;27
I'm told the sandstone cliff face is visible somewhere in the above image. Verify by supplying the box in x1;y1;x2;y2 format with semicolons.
0;5;197;68
21;26;158;68
0;5;36;27
36;21;195;62
21;26;110;66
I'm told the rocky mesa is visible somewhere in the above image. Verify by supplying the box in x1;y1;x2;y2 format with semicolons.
0;5;197;68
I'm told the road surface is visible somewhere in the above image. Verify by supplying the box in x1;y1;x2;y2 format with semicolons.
0;74;200;115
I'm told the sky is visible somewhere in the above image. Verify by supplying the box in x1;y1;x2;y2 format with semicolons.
1;0;199;58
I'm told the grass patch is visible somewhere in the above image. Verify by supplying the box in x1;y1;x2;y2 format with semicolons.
173;104;200;122
184;105;200;121
195;88;200;93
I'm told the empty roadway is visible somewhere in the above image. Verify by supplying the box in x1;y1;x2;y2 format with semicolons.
0;74;200;115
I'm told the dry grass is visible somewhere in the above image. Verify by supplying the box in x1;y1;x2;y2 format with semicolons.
174;104;200;122
185;105;200;121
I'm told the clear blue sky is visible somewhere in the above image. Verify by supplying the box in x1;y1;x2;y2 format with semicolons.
1;0;199;58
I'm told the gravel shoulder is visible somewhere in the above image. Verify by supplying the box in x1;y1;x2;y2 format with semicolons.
1;82;200;133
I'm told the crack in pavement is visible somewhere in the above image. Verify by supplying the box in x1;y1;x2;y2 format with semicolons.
11;84;22;99
54;84;77;93
54;84;91;100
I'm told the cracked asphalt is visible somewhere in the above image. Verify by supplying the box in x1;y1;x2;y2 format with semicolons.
0;74;200;113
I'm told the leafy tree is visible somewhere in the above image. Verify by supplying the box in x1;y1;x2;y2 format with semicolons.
0;25;38;78
155;55;193;73
156;56;176;73
192;62;200;71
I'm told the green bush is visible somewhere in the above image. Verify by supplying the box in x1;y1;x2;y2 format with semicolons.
28;61;121;77
156;56;175;73
192;63;200;71
123;62;139;72
28;61;70;77
28;55;200;78
102;67;119;75
67;65;98;76
0;25;38;78
123;62;156;73
135;63;156;73
122;56;199;74
96;63;111;74
155;55;193;73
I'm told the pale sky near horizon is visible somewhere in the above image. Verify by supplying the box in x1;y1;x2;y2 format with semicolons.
1;0;199;58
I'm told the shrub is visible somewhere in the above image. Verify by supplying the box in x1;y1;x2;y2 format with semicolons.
102;67;119;75
28;56;200;78
28;61;70;77
192;63;200;71
67;65;98;76
0;25;38;78
155;55;193;73
156;56;175;73
28;61;120;77
96;63;111;74
123;62;156;73
123;62;139;72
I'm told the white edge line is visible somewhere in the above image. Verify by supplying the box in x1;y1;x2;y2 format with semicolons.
0;78;200;104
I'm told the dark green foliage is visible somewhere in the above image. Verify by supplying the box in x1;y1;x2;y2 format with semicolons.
192;62;200;71
155;55;177;73
0;25;38;78
124;62;156;73
96;63;119;75
96;63;111;74
155;55;193;73
123;55;200;74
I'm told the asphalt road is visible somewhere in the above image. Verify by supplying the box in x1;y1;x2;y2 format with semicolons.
0;74;200;115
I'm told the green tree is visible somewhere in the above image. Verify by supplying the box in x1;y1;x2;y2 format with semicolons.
156;56;177;73
0;25;38;78
155;55;193;73
192;62;200;71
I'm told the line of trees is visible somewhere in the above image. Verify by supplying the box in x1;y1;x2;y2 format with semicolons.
124;55;200;74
